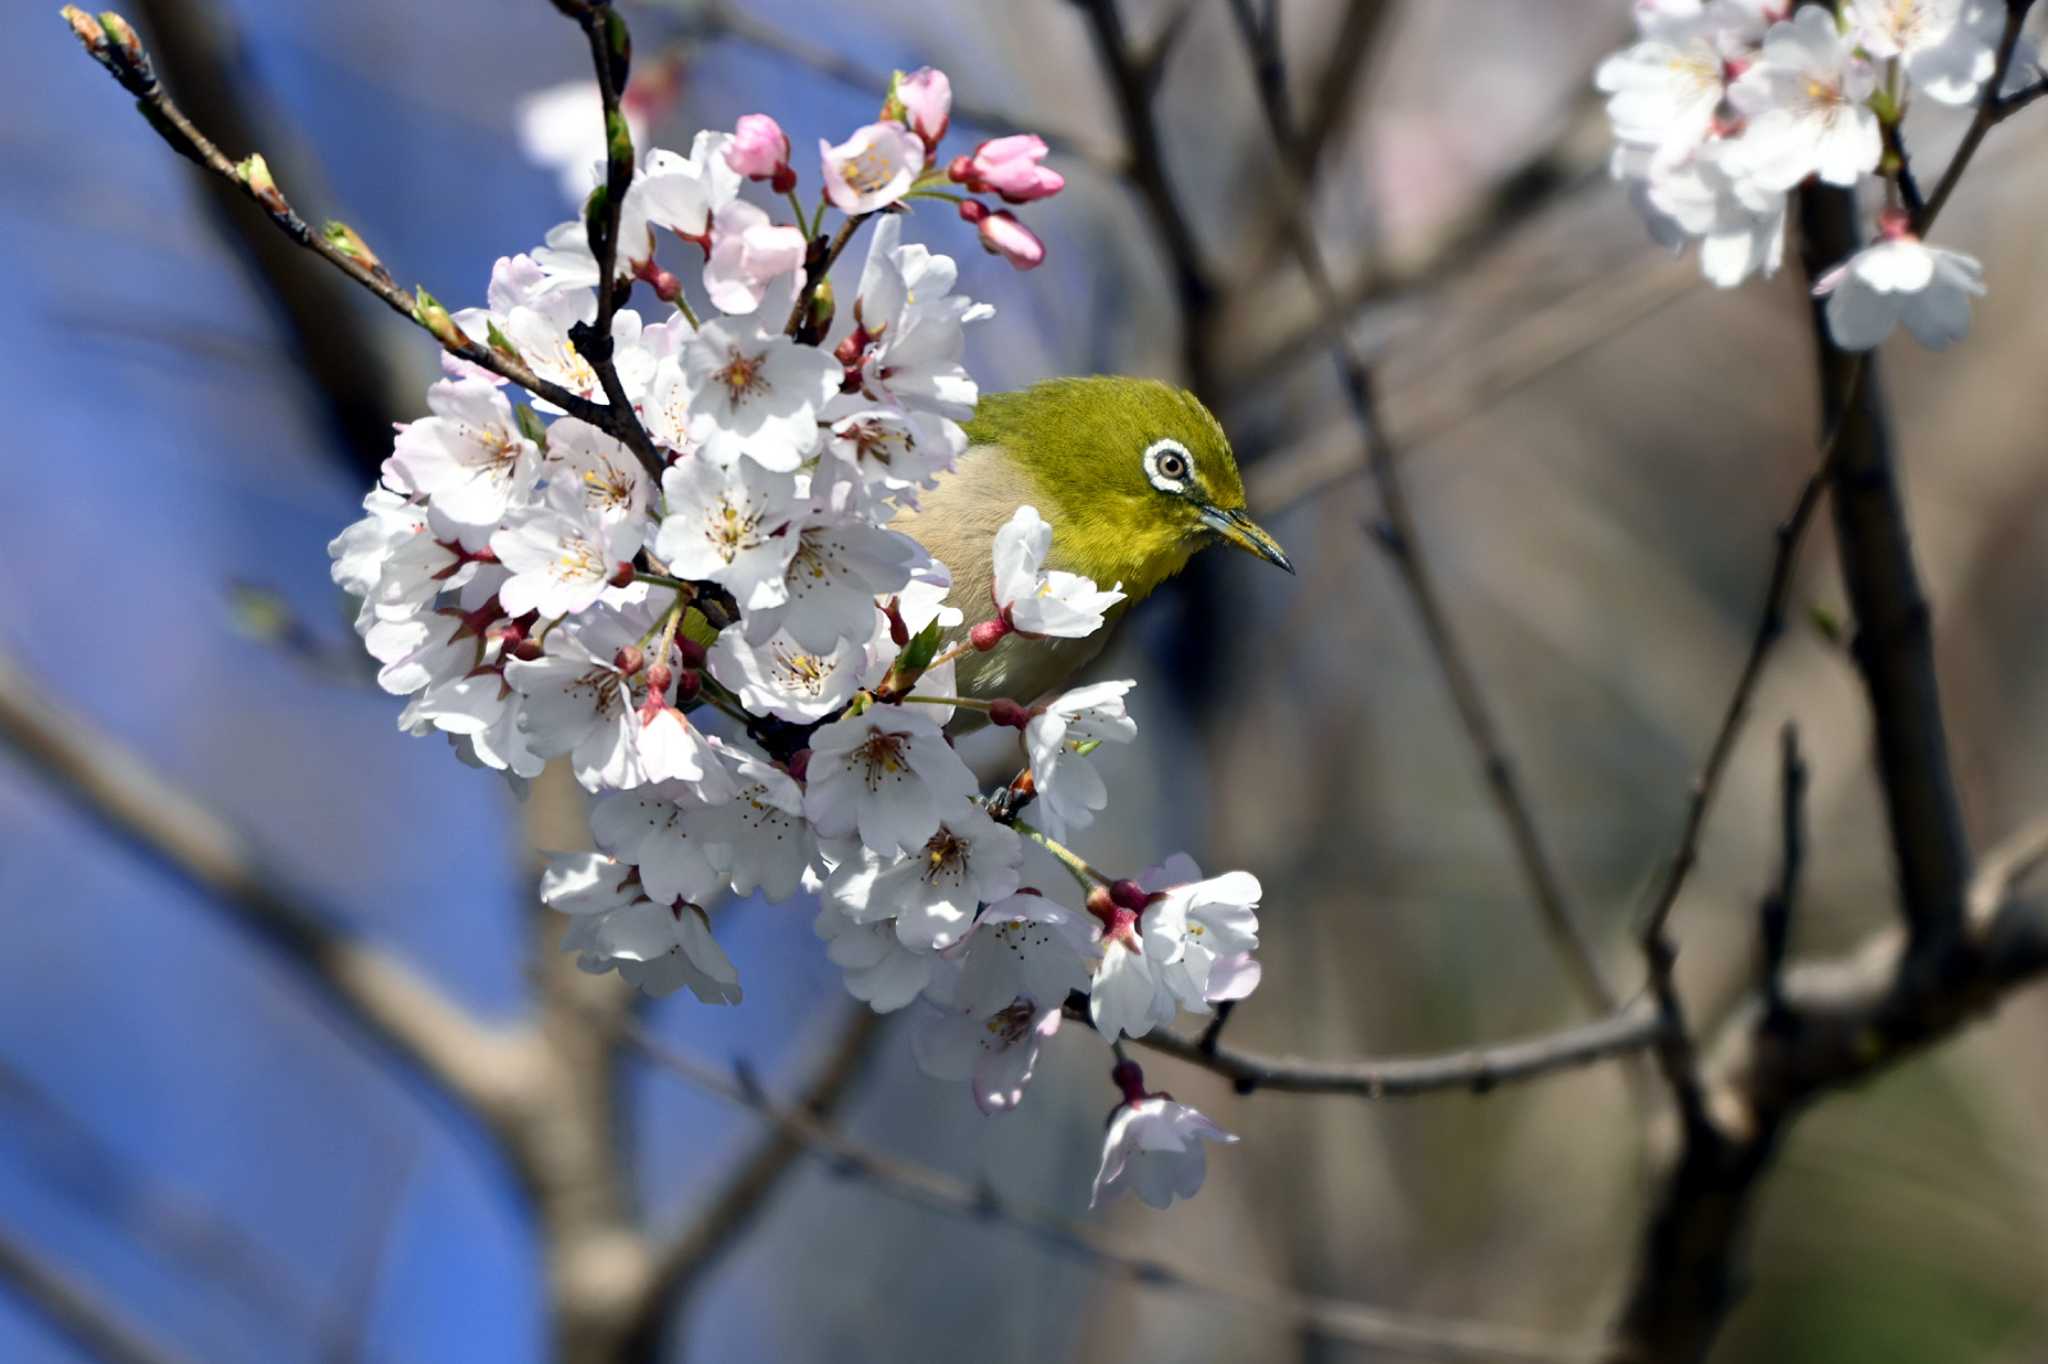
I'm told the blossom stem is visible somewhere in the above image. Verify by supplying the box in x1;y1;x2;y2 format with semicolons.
784;189;813;238
904;188;970;206
673;294;702;330
928;640;975;671
899;694;992;711
638;572;696;593
1013;819;1112;887
784;212;870;337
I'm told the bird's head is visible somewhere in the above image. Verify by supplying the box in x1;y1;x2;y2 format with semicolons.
964;376;1292;600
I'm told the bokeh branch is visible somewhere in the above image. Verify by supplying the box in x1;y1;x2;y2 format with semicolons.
0;1224;200;1364
1214;0;1614;1012
615;1020;1604;1363
1601;165;2022;1364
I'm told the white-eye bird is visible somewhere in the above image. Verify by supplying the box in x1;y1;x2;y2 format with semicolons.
892;375;1293;713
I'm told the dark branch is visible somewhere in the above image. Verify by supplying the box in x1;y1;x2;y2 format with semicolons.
1221;0;1614;1012
619;1008;887;1360
61;8;664;475
615;1018;1604;1362
1101;1000;1666;1098
0;1222;202;1364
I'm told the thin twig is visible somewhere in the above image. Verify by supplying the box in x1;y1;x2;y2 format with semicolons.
1219;0;1614;1012
560;0;667;476
1914;0;2041;232
0;1223;203;1364
1097;1000;1665;1098
614;1018;1604;1362
1636;357;1864;952
60;9;663;475
1758;725;1808;1030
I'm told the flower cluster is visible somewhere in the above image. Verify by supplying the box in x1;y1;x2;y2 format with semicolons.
333;69;1251;1209
1596;1;2030;349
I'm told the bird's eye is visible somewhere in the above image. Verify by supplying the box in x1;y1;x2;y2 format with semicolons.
1143;438;1193;492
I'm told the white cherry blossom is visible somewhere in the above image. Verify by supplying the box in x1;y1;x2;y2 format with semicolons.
1091;1096;1237;1210
802;703;977;855
383;378;540;530
707;628;864;723
1812;234;1986;350
544;852;740;1004
1726;7;1880;191
992;506;1126;638
653;456;801;609
824;801;1023;951
1024;680;1138;837
674;299;839;470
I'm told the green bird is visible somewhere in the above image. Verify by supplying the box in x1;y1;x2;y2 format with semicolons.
891;375;1294;713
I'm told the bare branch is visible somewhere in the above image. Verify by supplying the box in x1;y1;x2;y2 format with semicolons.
126;0;410;481
1636;358;1862;953
0;1222;203;1364
619;1007;888;1359
60;8;662;473
1915;0;2041;232
1216;0;1614;1012
1120;1000;1666;1098
614;1018;1605;1363
0;650;530;1138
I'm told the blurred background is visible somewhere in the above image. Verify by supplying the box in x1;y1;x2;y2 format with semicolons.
5;1;2048;1361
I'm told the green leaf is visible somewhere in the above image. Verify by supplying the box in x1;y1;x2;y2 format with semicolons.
895;619;943;675
514;403;548;449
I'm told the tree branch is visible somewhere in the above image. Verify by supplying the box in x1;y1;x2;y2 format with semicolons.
1601;172;2001;1364
0;1222;204;1364
614;1018;1604;1363
1218;0;1614;1012
617;1007;888;1360
126;0;410;482
60;8;662;472
0;651;531;1129
1119;999;1666;1098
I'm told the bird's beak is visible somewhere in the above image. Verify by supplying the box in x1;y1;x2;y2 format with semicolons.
1199;505;1294;574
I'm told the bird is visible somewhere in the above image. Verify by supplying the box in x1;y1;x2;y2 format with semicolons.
890;375;1293;715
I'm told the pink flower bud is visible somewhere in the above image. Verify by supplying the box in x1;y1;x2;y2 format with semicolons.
613;644;646;676
726;113;791;181
646;661;673;696
676;636;708;669
893;67;952;150
965;135;1064;204
956;198;988;224
970;617;1012;651
976;210;1046;271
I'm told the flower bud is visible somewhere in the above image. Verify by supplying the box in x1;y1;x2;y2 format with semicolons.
963;135;1063;203
988;697;1031;730
1110;1059;1150;1105
969;617;1011;651
889;67;952;152
511;637;545;662
727;113;791;180
1109;879;1151;913
975;210;1045;271
645;661;673;695
956;198;988;224
676;635;708;669
613;644;646;676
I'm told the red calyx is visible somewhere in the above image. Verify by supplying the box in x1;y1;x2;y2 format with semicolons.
987;697;1031;730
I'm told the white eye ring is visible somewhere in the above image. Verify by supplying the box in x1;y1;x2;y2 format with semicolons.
1143;438;1193;493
